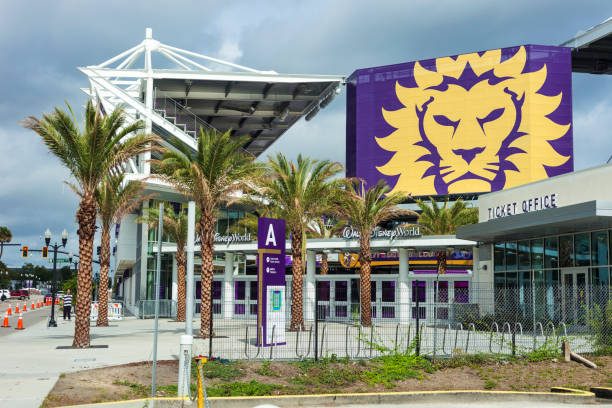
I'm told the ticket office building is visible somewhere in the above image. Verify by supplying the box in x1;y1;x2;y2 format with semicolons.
458;164;612;327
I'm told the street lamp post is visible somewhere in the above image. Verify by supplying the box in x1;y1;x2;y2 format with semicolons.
46;228;68;328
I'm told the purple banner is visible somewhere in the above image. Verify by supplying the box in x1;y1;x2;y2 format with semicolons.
257;218;286;347
346;45;573;196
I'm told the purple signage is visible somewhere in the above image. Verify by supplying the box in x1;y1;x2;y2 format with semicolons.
346;45;573;196
257;218;286;346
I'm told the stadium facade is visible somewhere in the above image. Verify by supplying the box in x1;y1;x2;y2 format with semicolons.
80;18;612;322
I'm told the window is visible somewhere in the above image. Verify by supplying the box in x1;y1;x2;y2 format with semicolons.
454;281;469;303
544;237;558;268
574;233;590;267
591;231;608;266
559;235;573;267
531;239;544;269
518;240;530;270
381;281;395;302
494;243;505;271
505;242;517;270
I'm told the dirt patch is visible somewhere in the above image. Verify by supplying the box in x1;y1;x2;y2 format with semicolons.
42;356;612;407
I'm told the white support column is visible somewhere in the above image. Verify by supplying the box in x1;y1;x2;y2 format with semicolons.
171;254;178;304
398;248;410;321
143;28;153;176
305;250;316;322
139;200;150;302
223;252;234;319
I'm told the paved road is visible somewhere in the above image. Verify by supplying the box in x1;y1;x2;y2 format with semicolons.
0;306;52;337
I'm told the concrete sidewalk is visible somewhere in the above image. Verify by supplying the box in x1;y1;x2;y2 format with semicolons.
0;313;192;408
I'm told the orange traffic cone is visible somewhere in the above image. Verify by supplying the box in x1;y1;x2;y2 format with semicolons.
31;301;35;310
15;304;19;314
7;303;11;316
1;311;9;328
15;313;24;330
23;302;27;312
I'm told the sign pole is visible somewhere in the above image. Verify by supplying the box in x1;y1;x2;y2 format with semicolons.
151;203;163;398
178;201;196;397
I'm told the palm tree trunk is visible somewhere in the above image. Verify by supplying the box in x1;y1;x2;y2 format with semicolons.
359;237;372;327
175;246;186;322
96;227;111;327
321;253;328;275
73;194;96;348
198;210;214;338
290;227;304;331
437;251;447;275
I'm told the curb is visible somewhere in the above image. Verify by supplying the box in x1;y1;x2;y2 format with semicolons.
59;388;596;407
590;386;612;399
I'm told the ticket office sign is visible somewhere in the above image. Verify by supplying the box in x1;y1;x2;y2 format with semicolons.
257;218;286;346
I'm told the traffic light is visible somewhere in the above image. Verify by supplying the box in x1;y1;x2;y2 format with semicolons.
42;246;48;258
21;246;28;258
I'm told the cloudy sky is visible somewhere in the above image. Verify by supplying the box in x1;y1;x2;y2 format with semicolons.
0;1;611;269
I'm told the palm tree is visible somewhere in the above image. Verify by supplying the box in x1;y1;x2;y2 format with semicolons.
23;101;159;347
306;217;346;275
95;173;151;326
414;197;478;273
137;205;195;322
154;129;266;337
0;226;12;259
336;180;412;326
256;154;345;330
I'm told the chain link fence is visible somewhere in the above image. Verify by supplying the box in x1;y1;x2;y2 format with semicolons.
191;283;611;361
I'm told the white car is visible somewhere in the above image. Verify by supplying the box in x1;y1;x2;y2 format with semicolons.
0;289;9;301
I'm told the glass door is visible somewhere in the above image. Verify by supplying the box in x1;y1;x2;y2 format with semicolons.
316;281;331;319
332;280;349;319
562;269;588;325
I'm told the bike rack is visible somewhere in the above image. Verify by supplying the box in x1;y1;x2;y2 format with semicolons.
534;322;544;350
244;325;263;360
269;325;276;360
320;324;327;358
559;322;568;338
465;323;476;353
345;325;360;359
453;322;463;356
514;322;523;336
489;322;500;353
394;324;401;352
369;324;376;358
405;324;412;353
442;323;451;355
296;324;313;360
545;322;556;343
502;322;511;354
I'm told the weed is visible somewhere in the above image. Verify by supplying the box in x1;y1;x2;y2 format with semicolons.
207;380;283;397
483;379;497;389
112;380;148;397
192;359;245;381
361;353;431;388
255;361;280;377
59;373;66;378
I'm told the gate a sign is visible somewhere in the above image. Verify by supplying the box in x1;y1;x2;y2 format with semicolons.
257;218;286;346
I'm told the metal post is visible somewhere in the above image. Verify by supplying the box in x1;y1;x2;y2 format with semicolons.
415;280;420;356
177;201;196;397
532;280;537;350
151;203;163;398
185;201;196;335
314;282;319;361
208;282;213;357
49;244;58;327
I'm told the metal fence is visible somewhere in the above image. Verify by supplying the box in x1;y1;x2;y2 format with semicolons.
191;283;611;361
138;299;177;319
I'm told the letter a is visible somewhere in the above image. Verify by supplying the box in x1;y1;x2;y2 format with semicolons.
265;223;277;246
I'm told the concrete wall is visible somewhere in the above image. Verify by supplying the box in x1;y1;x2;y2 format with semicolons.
114;213;138;272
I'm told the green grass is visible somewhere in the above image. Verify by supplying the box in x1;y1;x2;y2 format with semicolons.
361;353;432;388
206;380;284;397
192;359;246;381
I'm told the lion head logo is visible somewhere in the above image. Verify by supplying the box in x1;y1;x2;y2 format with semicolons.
376;46;571;195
